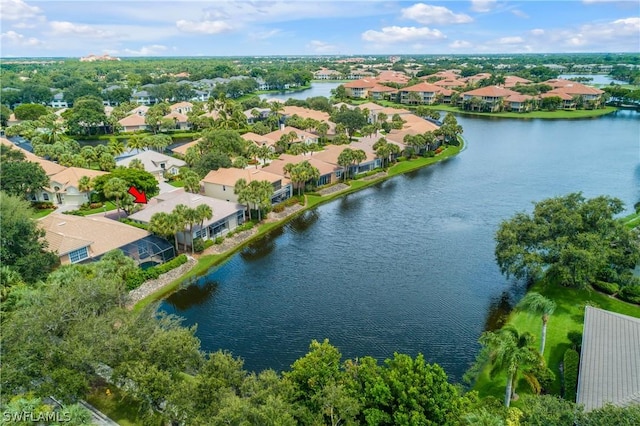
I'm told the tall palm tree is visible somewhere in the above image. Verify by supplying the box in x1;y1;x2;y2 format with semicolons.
182;170;201;194
103;177;128;214
183;207;200;254
108;139;126;157
77;176;92;194
337;148;354;182
516;292;556;356
351;149;367;175
195;204;213;240
234;178;250;219
173;204;190;252
126;134;147;152
149;212;175;243
479;326;541;407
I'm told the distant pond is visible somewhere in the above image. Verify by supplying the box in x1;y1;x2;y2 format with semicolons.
159;109;640;381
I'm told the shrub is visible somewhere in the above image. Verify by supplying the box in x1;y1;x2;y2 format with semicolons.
435;146;445;155
214;237;224;245
89;202;104;209
619;285;640;305
192;238;206;253
32;201;56;210
528;364;556;394
63;210;84;216
568;331;583;352
119;219;149;230
272;204;285;213
396;156;407;162
124;254;188;290
423;150;436;158
563;349;579;402
592;280;619;295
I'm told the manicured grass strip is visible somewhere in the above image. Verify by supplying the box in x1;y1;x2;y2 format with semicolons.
86;386;149;426
31;208;56;219
473;279;640;400
74;201;118;216
168;180;185;188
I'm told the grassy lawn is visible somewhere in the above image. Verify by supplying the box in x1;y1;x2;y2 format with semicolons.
31;208;56;219
75;201;118;216
86;385;153;426
622;211;640;229
168;179;185;188
473;278;640;401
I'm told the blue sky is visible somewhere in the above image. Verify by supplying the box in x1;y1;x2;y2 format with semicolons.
1;0;638;57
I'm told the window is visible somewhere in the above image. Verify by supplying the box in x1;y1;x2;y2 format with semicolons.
223;185;226;191
43;193;49;201
160;163;166;169
68;246;89;263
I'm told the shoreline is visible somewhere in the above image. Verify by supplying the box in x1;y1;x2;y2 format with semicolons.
133;140;465;310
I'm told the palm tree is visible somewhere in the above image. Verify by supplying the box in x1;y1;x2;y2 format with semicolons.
516;292;556;356
195;204;213;241
77;176;92;194
337;148;354;182
108;139;126;157
173;204;190;252
479;326;541;407
103;177;129;214
352;149;367;175
128;159;145;170
149;212;176;244
181;169;201;193
255;180;273;221
234;178;250;219
126;134;146;152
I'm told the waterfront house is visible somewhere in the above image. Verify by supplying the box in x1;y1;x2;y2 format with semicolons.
38;213;170;265
128;189;245;246
504;94;536;112
115;150;186;180
314;68;343;80
262;153;341;187
461;86;520;112
399;82;448;105
163;111;190;130
311;144;381;177
201;168;292;205
576;307;640;411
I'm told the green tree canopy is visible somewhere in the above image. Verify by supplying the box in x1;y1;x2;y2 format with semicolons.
0;192;59;283
495;193;640;288
0;161;49;198
13;103;48;121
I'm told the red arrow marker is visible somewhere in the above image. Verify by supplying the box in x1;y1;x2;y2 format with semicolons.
128;186;147;204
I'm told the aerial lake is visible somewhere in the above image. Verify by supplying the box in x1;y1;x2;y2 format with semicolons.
159;109;639;382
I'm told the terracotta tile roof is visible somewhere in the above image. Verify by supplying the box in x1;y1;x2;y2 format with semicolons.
264;126;318;143
401;82;446;93
370;84;398;93
282;106;332;122
462;85;519;98
420;70;461;80
263;154;339;177
49;167;106;192
433;79;466;88
343;78;378;89
128;189;243;227
170;101;193;110
38;213;149;257
241;132;276;147
118;113;147;127
505;94;535;103
171;139;199;156
504;75;533;88
376;70;410;84
163;111;189;122
548;84;604;96
201;167;288;187
577;307;640;411
128;105;149;115
541;91;574;101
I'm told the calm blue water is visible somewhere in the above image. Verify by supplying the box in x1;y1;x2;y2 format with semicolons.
160;109;640;381
559;74;628;85
260;82;342;101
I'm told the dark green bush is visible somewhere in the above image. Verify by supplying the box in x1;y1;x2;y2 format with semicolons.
568;331;583;352
528;364;556;394
214;237;224;245
192;238;206;253
592;280;619;295
563;349;579;402
619;285;640;305
32;201;56;210
124;255;188;290
423;150;436;158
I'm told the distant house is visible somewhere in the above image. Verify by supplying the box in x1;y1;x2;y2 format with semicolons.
504;94;536;112
314;68;343;80
118;114;148;132
170;101;193;115
399;82;448;105
577;307;640;411
38;213;169;266
49;92;68;108
544;79;605;108
264;126;319;147
128;189;245;246
241;132;277;151
262;153;341;187
461;86;520;112
115;150;186;180
163;111;190;130
130;90;157;105
201;168;292;205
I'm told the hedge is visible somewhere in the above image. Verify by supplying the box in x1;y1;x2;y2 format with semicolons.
619;285;640;305
592;280;620;295
125;254;188;290
563;349;580;402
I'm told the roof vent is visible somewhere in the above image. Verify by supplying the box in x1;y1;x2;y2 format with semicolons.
57;222;66;226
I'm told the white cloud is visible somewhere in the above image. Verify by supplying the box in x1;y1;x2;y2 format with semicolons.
401;3;472;25
530;28;545;36
248;29;282;40
0;30;42;46
470;0;497;13
496;36;524;44
176;19;233;34
307;40;338;53
123;44;168;56
511;9;529;19
49;21;114;38
362;26;445;44
0;0;42;21
449;40;472;49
